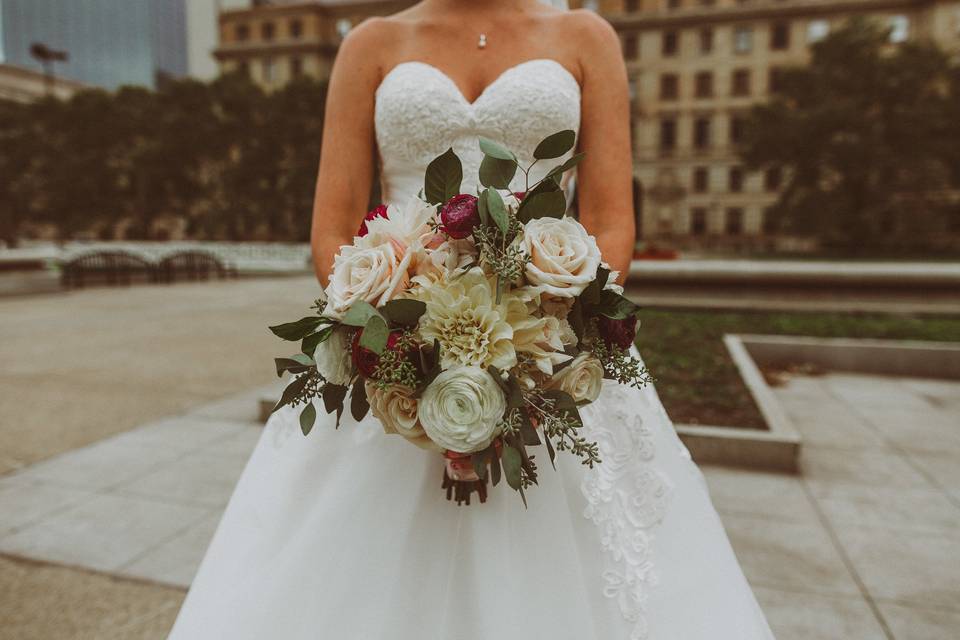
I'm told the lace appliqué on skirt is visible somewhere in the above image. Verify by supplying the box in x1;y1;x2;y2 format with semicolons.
581;385;673;640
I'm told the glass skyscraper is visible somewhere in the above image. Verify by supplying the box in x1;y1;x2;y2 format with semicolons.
0;0;188;89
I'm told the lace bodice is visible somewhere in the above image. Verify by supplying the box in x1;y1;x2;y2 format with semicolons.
374;59;581;204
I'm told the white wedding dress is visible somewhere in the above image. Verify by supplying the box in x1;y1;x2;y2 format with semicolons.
169;59;774;640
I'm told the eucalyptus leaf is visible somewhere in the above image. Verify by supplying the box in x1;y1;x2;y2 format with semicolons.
322;383;348;416
483;188;509;235
342;301;381;327
301;324;334;357
274;355;314;377
272;373;310;413
269;316;325;341
477;191;490;227
546;151;585;180
381;299;426;326
359;315;389;354
501;444;523;490
533;130;576;160
516;191;566;223
479;154;517;189
597;290;642;320
568;298;585;343
478;136;515;161
350;379;369;422
490;451;502;486
424;147;463;204
299;402;316;436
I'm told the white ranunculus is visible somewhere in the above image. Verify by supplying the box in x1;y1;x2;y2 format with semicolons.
324;241;414;319
522;217;602;298
365;382;441;451
547;352;604;403
314;328;352;385
418;366;507;453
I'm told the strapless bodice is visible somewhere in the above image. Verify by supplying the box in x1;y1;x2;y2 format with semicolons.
374;59;581;204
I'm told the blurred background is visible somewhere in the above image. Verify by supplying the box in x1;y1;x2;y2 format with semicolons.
0;1;958;639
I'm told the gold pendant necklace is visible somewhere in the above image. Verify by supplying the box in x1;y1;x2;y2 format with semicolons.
478;33;487;49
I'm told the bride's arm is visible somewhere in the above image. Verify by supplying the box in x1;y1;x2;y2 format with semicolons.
310;20;385;286
570;12;635;284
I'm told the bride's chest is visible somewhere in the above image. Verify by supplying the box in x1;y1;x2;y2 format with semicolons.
374;59;581;165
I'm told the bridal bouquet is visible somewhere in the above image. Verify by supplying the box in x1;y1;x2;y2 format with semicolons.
270;130;651;505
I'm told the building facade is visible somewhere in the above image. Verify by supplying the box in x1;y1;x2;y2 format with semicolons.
591;0;960;249
214;0;414;90
0;0;189;90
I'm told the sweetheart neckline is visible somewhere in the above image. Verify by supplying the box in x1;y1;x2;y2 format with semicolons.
376;58;581;107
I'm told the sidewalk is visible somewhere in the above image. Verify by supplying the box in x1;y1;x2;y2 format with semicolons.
2;371;958;639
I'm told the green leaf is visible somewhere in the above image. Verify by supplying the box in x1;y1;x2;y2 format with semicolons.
269;316;324;341
359;315;389;354
471;448;491;481
597;290;641;320
381;299;426;327
579;266;610;307
544;432;557;469
534;130;576;159
299;402;316;435
490;450;502;486
350;379;369;422
501;444;523;490
301;324;334;357
274;354;314;377
424;147;463;204
542;389;583;427
342;301;381;327
272;373;310;413
546;151;585;180
479;154;517;189
477;191;490;227
322;383;348;427
483;188;509;235
516;191;566;222
568;299;585;343
519;411;541;445
478;136;515;161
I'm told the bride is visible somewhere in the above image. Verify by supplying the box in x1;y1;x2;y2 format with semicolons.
169;1;774;638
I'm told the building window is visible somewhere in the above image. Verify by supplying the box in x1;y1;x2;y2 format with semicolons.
699;0;716;5
729;115;745;144
662;31;679;56
764;167;782;191
668;0;682;9
235;24;250;42
734;26;753;54
807;19;829;43
768;67;784;93
237;60;250;77
289;19;303;39
336;18;352;38
660;74;679;100
659;118;677;153
261;21;275;41
693;116;712;150
624;34;639;59
262;57;276;84
693;167;709;193
691;208;708;235
699;28;714;54
729;167;744;192
290;56;303;78
695;71;713;98
725;208;744;234
771;22;790;50
889;15;910;42
625;0;640;11
732;68;751;96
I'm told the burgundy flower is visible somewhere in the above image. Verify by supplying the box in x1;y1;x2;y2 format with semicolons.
440;194;480;239
596;315;638;350
357;204;388;238
512;191;526;202
351;328;402;378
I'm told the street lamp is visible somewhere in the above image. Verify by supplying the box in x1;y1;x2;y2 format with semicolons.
29;42;69;97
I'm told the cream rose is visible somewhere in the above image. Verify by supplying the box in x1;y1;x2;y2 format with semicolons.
418;366;507;453
365;382;441;451
314;328;352;385
547;352;604;403
324;242;414;319
522;217;602;298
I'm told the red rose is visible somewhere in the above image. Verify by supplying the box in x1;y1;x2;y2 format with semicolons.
357;204;388;238
351;328;402;378
512;191;526;201
440;194;480;239
596;315;638;350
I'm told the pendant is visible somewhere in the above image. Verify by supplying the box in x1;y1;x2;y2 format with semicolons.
478;33;487;49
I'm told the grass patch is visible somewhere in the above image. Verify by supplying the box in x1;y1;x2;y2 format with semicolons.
635;309;960;428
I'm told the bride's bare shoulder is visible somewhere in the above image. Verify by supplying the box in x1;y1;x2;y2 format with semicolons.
553;9;624;78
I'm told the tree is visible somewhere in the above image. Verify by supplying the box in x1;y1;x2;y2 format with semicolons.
739;19;960;251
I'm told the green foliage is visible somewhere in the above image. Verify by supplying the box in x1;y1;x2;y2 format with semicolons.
0;71;327;242
739;19;960;251
424;147;462;204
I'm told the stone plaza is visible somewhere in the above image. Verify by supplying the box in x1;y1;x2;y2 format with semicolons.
1;278;958;639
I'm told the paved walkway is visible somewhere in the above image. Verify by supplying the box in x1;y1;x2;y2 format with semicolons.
2;371;958;639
